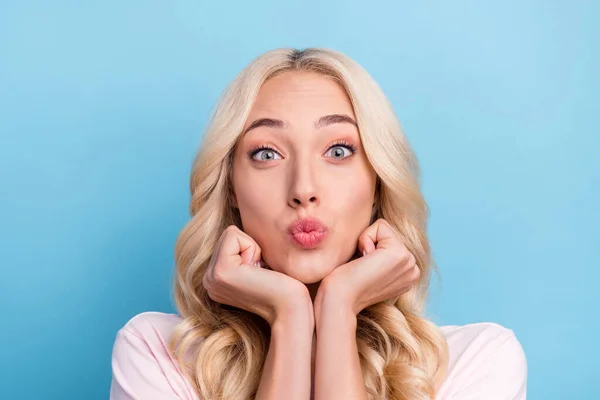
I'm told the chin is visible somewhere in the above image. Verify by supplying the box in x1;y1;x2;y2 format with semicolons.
275;256;337;284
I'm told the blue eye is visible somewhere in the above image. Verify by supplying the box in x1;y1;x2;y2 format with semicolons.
249;147;282;162
325;141;357;159
326;145;353;159
247;141;357;163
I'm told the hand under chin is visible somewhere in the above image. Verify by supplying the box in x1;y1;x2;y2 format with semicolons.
262;246;361;283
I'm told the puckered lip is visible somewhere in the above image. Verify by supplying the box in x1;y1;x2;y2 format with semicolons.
286;217;328;235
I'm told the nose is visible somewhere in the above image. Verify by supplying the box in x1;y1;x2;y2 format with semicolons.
287;158;320;209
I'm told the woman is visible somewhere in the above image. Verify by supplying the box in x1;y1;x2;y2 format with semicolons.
110;47;527;400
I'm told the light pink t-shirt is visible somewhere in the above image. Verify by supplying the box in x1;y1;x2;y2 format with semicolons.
110;311;527;399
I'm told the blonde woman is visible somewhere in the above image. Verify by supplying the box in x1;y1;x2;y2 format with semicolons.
109;48;527;400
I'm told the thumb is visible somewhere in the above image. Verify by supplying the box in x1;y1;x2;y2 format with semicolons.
238;240;254;265
357;219;397;255
222;228;256;266
357;232;376;256
236;234;261;266
241;246;254;265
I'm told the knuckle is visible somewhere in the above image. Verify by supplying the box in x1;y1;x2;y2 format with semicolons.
202;280;216;299
377;218;392;230
358;231;369;243
412;265;421;281
206;291;219;302
202;275;215;292
212;265;229;283
223;225;238;235
396;249;411;265
213;272;226;284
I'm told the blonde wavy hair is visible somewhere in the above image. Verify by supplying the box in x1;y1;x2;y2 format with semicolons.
168;47;449;400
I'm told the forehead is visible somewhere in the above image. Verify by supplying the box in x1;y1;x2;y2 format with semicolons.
248;71;356;120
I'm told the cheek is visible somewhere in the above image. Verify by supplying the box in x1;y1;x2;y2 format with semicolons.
235;175;269;216
327;167;376;253
232;167;284;237
335;189;374;245
331;167;375;217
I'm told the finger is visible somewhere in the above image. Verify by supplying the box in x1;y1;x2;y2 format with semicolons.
397;262;421;286
252;246;262;267
357;224;377;256
210;226;236;267
221;227;260;266
237;233;260;266
357;219;396;255
376;263;420;302
358;235;375;256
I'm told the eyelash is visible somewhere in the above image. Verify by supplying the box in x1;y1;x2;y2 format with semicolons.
248;140;358;163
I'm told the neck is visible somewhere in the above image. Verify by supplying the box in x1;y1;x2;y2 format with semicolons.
305;281;320;303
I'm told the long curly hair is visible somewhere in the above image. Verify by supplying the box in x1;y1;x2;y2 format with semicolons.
168;47;448;399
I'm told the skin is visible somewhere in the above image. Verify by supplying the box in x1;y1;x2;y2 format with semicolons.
231;71;378;294
224;71;420;399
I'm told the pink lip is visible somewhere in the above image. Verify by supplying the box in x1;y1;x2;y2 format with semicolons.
287;218;329;249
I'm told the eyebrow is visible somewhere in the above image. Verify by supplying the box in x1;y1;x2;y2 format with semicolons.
242;113;358;135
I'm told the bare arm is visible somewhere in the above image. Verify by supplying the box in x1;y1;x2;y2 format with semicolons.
255;296;315;400
313;290;368;400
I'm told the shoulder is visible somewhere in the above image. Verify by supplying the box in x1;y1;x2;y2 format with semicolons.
440;321;518;352
436;322;527;400
119;311;184;339
110;311;199;400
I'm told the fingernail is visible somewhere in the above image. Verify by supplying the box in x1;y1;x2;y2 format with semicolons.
362;250;367;257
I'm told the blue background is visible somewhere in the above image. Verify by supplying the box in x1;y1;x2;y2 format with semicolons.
1;1;597;399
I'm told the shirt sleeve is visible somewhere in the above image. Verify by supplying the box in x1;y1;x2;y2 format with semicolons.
110;327;182;400
450;330;528;400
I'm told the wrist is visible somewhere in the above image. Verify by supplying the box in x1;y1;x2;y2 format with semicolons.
314;289;357;331
272;294;315;331
315;306;357;335
314;280;356;322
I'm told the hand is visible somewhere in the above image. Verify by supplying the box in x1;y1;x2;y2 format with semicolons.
315;218;421;316
202;225;313;326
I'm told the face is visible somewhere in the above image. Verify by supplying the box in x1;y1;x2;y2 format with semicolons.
231;71;377;285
